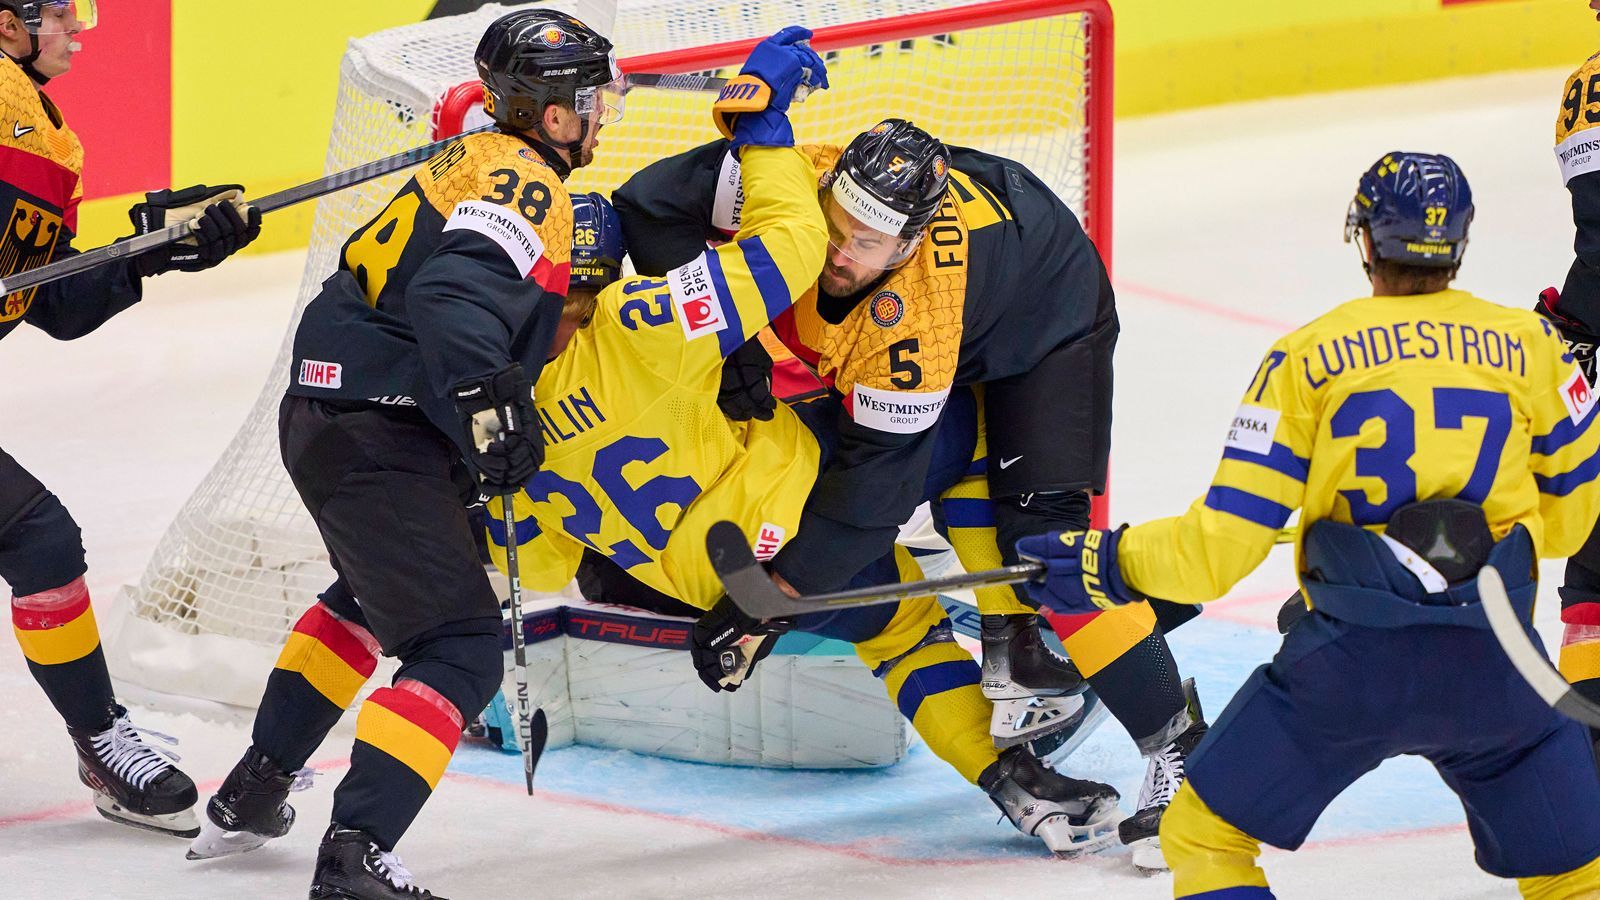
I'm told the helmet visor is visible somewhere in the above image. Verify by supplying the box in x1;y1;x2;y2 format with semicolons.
821;188;919;271
574;77;625;126
33;0;94;34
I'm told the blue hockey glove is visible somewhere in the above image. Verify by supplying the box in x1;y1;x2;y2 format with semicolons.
712;25;829;148
1015;528;1140;614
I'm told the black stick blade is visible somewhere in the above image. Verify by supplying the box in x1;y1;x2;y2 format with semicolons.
705;520;795;619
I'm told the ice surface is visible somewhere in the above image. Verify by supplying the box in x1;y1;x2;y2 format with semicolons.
1;68;1574;897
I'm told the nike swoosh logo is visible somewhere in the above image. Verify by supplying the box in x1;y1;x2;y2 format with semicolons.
999;456;1023;469
13;123;33;138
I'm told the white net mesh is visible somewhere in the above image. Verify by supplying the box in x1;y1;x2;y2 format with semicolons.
108;0;1108;707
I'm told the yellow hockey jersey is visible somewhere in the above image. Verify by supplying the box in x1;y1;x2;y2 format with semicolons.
489;145;827;606
1119;290;1600;602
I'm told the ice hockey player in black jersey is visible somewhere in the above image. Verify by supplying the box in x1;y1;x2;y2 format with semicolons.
186;9;621;899
612;120;1201;869
0;0;261;839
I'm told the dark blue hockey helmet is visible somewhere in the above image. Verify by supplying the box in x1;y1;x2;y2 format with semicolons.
1344;152;1473;270
570;192;624;290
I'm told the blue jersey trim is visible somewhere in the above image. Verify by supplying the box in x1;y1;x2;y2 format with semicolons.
1221;443;1310;482
736;235;793;325
1204;486;1294;530
893;658;982;721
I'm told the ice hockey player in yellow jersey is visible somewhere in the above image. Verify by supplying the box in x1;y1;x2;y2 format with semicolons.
1017;152;1600;897
491;27;1124;855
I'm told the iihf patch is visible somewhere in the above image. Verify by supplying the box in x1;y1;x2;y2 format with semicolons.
871;290;905;328
539;26;566;47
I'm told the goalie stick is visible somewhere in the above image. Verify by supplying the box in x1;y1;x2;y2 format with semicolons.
1;69;812;299
706;520;1299;620
1479;566;1600;729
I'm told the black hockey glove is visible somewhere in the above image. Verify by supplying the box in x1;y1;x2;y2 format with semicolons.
452;364;544;496
128;184;262;277
718;337;776;422
1536;286;1600;384
691;595;793;693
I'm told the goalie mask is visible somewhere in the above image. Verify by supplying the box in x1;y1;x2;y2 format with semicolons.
475;8;623;169
0;0;95;84
1344;151;1474;272
820;119;950;271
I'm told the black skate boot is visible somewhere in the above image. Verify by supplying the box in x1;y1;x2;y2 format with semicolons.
310;824;444;900
982;614;1090;747
188;746;308;860
67;704;199;838
1121;679;1208;873
980;745;1121;856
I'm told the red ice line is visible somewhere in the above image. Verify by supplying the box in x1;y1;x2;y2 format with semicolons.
1115;278;1299;332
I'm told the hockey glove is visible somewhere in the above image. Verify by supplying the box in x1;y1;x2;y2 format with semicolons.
712;25;829;148
452;364;544;496
128;184;262;277
719;337;776;422
1536;287;1600;384
1015;528;1140;615
691;595;793;693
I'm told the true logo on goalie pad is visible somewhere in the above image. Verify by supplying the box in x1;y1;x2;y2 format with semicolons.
298;359;342;389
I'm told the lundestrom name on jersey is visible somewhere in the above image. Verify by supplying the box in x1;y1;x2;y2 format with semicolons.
851;384;951;434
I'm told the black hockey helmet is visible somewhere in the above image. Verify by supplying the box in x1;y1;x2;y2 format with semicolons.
0;1;96;84
475;8;621;166
819;119;949;270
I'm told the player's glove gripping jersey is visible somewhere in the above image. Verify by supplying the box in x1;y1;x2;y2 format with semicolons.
489;145;828;606
1117;291;1600;603
287;131;574;460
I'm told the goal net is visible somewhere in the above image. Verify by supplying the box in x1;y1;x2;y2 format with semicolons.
106;0;1113;709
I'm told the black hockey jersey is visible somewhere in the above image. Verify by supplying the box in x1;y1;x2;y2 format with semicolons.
614;139;1112;591
287;129;573;460
0;55;141;345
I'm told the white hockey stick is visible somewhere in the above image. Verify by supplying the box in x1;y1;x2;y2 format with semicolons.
1479;566;1600;728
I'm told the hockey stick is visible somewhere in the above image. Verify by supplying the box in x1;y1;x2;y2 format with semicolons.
0;122;497;299
501;493;547;794
707;520;1044;619
1480;566;1600;729
707;519;1300;620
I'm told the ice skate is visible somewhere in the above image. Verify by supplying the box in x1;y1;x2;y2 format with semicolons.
188;746;313;860
309;824;444;900
980;745;1121;856
980;613;1087;700
1121;680;1208;873
67;705;199;838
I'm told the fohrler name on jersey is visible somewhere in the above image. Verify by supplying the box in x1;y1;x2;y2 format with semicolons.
667;255;729;340
444;200;545;277
850;383;951;433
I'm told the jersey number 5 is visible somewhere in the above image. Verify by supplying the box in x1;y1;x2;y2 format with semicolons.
1331;387;1511;525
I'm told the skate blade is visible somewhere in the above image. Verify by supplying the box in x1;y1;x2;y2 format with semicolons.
1037;800;1124;858
1126;835;1167;874
186;815;274;860
93;794;200;839
1033;695;1112;764
991;695;1085;749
